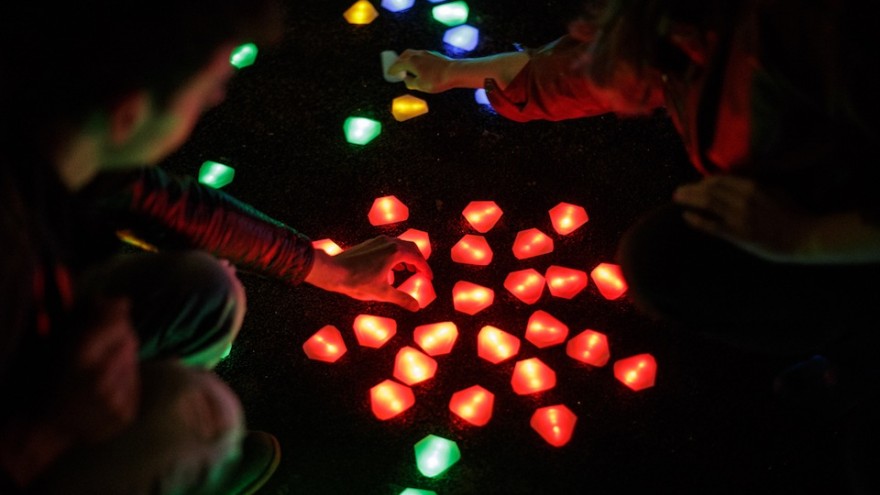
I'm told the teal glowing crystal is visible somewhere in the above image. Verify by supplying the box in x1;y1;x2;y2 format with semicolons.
198;161;235;189
344;116;382;145
230;43;258;69
414;434;460;478
400;489;437;495
432;1;469;26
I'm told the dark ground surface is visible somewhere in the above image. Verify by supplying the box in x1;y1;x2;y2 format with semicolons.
161;1;877;494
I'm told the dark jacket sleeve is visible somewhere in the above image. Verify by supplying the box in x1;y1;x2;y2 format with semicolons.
486;35;616;122
85;166;315;285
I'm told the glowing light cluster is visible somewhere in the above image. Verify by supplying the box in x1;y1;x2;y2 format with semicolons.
477;325;520;364
525;310;569;348
566;329;610;367
591;262;628;300
398;273;436;309
614;353;657;391
353;314;397;348
392;94;429;122
394;346;438;386
442;24;479;52
343;0;379;24
530;404;577;447
344;116;382;145
398;228;432;259
511;358;556;395
545;265;588;299
198;161;235;189
432;1;469;26
370;379;415;420
312;238;343;256
449;385;494;426
302;325;347;363
450;234;493;266
414;322;458;356
452;281;494;315
462;200;503;233
368;195;409;226
504;269;545;305
548;202;589;235
414;434;461;478
512;228;554;260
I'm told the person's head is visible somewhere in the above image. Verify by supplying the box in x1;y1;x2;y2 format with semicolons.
1;1;283;188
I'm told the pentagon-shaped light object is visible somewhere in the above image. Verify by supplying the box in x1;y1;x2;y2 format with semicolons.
452;281;494;315
525;310;569;348
432;1;469;26
381;0;414;12
229;43;258;69
442;24;479;52
530;404;577;447
614;353;657;391
344;116;382;145
477;325;520;364
353;314;397;348
548;202;589;235
198;161;235;189
414;434;461;478
302;325;347;363
449;385;494;426
312;238;343;256
414;322;458;356
394;346;438;386
545;265;588;299
368;195;409;226
450;234;493;266
397;273;436;309
344;0;379;24
591;262;628;300
400;489;437;495
370;379;415;420
474;88;491;106
566;329;610;367
512;228;554;259
511;357;556;395
392;94;429;122
504;268;545;305
398;228;432;259
462;200;502;233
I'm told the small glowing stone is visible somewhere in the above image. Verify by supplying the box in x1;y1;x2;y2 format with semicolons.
344;0;379;24
398;228;432;259
230;43;258;69
442;24;479;52
512;228;554;260
344;116;382;145
302;325;348;363
548;202;589;235
414;434;461;478
511;357;556;395
353;314;397;348
452;281;494;315
477;326;520;364
432;1;469;26
368;195;409;226
614;353;657;391
400;489;437;495
414;322;458;356
462;201;502;233
198;161;235;189
474;88;491;106
450;234;493;266
381;0;414;12
370;379;415;420
392;94;429;122
312;238;343;256
525;310;569;348
545;265;588;299
503;269;545;305
530;404;577;447
393;346;438;386
382;50;406;82
591;263;628;300
449;385;494;426
566;329;610;367
397;273;436;309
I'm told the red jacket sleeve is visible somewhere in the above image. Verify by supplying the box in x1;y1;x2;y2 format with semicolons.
486;35;616;122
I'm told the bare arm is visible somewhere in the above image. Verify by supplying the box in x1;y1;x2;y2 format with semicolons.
388;50;529;93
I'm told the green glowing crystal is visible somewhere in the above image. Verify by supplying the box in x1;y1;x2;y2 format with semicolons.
414;434;460;478
220;342;233;360
432;1;469;27
198;161;235;189
230;43;258;69
343;116;382;145
400;489;437;495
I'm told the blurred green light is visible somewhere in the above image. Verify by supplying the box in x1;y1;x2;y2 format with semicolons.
432;1;469;26
220;342;233;360
400;489;437;495
343;116;382;145
414;434;460;478
198;161;235;189
230;43;258;69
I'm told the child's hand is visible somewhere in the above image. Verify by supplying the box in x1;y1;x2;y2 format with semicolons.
388;50;456;93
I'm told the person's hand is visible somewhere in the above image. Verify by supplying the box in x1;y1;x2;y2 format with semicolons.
54;297;141;444
388;50;457;93
673;176;811;262
305;235;433;311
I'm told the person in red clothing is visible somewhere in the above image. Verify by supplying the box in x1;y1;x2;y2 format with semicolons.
0;2;430;494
